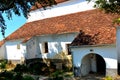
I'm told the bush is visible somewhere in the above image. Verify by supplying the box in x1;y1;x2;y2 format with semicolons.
14;64;28;73
13;72;23;80
51;70;63;77
51;70;64;80
0;60;7;70
23;75;34;80
0;71;14;80
0;71;34;80
62;64;72;72
28;62;49;75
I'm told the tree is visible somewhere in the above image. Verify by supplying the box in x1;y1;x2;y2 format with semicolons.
87;0;120;14
87;0;120;25
0;0;56;37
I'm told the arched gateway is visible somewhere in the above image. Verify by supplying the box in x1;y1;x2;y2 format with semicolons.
71;45;117;77
81;53;106;76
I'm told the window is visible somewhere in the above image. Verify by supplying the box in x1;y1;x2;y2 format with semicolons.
43;42;48;53
66;44;71;55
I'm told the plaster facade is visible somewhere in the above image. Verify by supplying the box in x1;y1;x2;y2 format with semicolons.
27;0;94;22
71;45;117;76
26;32;77;59
4;40;26;64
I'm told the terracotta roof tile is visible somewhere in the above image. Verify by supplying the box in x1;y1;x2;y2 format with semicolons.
22;37;32;43
0;40;5;47
5;9;119;45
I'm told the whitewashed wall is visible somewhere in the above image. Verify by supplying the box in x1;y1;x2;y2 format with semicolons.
5;40;26;61
26;37;39;59
117;27;120;72
71;45;117;75
0;44;6;59
26;32;77;59
27;0;94;22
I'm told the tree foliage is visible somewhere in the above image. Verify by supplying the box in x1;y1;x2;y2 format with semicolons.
0;0;56;37
87;0;120;26
87;0;120;14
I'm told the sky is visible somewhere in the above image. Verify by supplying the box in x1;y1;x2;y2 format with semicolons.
0;13;26;40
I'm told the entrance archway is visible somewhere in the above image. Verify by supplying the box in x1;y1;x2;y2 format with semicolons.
81;53;106;76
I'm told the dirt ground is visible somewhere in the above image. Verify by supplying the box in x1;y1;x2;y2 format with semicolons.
75;74;120;80
38;74;105;80
75;74;105;80
32;73;120;80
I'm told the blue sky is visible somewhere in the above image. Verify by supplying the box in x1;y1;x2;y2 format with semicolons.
0;13;26;40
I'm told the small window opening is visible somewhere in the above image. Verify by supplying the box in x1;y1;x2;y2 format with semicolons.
66;44;71;55
43;42;48;53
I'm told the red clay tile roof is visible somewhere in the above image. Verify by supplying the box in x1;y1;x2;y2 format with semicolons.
30;0;69;11
0;40;5;47
5;9;119;45
22;37;32;43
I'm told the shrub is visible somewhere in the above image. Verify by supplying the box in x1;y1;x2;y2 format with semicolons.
0;63;6;70
64;72;73;77
51;70;63;77
23;75;34;80
0;71;14;80
6;60;15;69
13;72;23;80
62;64;72;72
51;70;64;80
13;64;28;73
0;60;7;70
28;62;49;75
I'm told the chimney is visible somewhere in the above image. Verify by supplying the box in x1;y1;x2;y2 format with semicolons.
117;26;120;75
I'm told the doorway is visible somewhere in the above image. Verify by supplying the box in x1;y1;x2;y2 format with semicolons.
81;53;106;76
96;54;106;75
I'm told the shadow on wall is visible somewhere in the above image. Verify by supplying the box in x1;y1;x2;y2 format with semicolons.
49;51;72;71
71;30;100;46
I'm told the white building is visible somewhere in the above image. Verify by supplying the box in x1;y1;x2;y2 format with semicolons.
0;0;94;63
0;0;119;77
26;32;77;59
70;30;117;76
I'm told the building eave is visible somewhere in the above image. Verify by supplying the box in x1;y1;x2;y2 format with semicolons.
70;43;116;48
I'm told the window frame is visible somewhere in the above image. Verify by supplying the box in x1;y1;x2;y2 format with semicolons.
66;44;71;55
42;42;48;53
